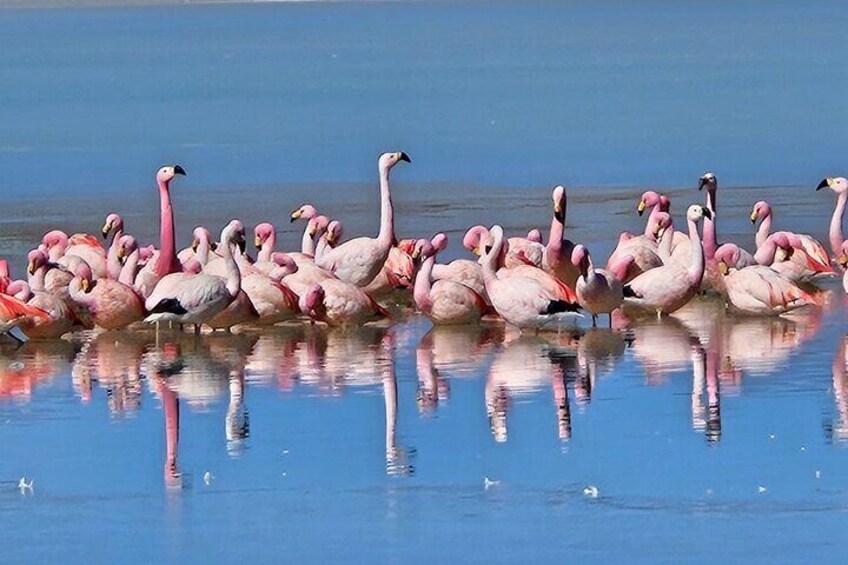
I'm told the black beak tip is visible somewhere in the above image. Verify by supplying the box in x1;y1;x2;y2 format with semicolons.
816;179;829;191
174;165;186;176
703;209;713;220
399;152;411;163
554;210;565;223
637;209;645;217
101;229;109;239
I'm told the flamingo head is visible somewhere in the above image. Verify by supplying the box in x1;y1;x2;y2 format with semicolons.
839;241;848;268
270;252;298;277
817;177;848;194
253;222;275;250
570;244;591;276
698;172;717;192
301;284;326;316
479;225;505;265
552;185;566;223
715;243;741;275
290;204;318;223
650;212;672;242
101;213;124;239
156;165;186;184
686;204;711;224
74;262;94;293
221;220;246;254
750;200;771;224
192;226;214;252
139;245;156;262
116;235;138;261
41;230;69;255
431;233;448;253
526;228;543;243
183;258;203;274
379;151;412;172
411;238;433;261
7;280;32;302
307;215;330;237
324;220;344;245
770;232;794;258
659;195;671;212
27;249;48;275
637;191;662;216
463;225;489;256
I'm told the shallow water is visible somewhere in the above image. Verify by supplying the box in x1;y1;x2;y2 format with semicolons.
3;1;848;563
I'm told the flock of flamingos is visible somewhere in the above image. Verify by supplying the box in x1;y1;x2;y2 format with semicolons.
1;150;848;341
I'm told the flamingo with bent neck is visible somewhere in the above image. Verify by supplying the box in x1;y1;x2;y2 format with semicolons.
145;220;244;330
177;226;217;267
42;230;108;280
464;225;544;269
413;234;488;325
715;243;815;316
18;250;75;338
240;254;301;324
290;204;318;223
479;225;580;331
542;185;579;288
750;200;832;280
315;151;410;286
622;205;710;317
134;165;186;299
102;213;125;280
572;244;623;327
605;191;667;282
817;176;848;259
299;279;389;327
68;262;145;330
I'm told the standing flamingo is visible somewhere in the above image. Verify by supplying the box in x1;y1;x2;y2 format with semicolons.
144;220;243;329
479;225;580;330
622;205;710;317
542;185;579;287
413;234;488;325
134;165;186;299
572;244;623;327
817;176;848;258
315;152;410;286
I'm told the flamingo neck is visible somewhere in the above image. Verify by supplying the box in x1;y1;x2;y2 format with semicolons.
315;235;331;261
830;191;847;257
221;241;241;298
300;226;314;256
481;233;503;287
196;236;212;265
377;165;394;245
546;214;564;267
703;189;717;259
260;230;275;262
644;203;663;237
686;217;705;283
658;224;674;261
68;278;96;307
756;211;772;249
157;380;180;481
754;239;779;265
119;250;140;286
28;265;47;293
413;255;435;313
105;226;125;281
155;179;180;276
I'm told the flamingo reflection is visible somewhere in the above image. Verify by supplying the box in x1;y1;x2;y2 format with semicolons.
829;335;848;442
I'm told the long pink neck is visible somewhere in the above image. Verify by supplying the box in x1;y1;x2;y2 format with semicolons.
686;217;705;283
29;265;47;293
256;231;274;263
106;226;124;280
481;233;503;287
155;180;180;276
546;215;564;267
300;226;314;255
754;238;779;265
755;211;772;249
377;165;394;245
119;250;140;286
830;192;847;257
703;189;717;259
658;223;675;260
644;203;663;237
413;255;435;313
157;380;180;481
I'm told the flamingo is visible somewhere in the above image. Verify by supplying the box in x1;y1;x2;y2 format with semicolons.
241;254;301;325
464;225;544;269
134;165;186;299
542;185;579;287
606;191;667;282
144;219;244;329
838;241;848;293
431;257;487;300
69;262;145;330
715;244;815;316
413;234;488;325
479;225;580;330
572;244;623;327
750;200;833;280
314;151;410;286
363;244;416;297
290;204;318;223
817;176;848;258
298;279;389;327
101;213;125;280
177;227;217;267
622;205;710;317
42;230;107;280
17;256;75;339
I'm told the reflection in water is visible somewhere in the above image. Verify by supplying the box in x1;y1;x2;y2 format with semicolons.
0;339;75;401
829;335;848;443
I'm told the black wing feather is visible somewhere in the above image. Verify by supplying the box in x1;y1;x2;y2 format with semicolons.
149;298;188;315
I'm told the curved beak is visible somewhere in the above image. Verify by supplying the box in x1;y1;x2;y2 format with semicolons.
749;211;758;223
191;239;199;253
655;226;666;240
637;200;646;216
411;247;421;260
718;260;728;276
817;178;832;191
554;202;565;223
290;209;301;223
471;246;482;257
173;165;186;176
702;208;713;220
325;232;336;245
697;179;705;191
399;152;411;163
254;236;263;249
81;278;91;293
210;241;218;252
116;246;126;260
101;224;111;239
27;260;36;276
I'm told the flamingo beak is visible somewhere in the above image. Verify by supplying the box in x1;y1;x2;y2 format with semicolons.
326;232;336;245
190;239;199;253
637;201;647;216
554;202;565;223
839;254;848;268
698;178;707;191
117;246;126;260
411;247;421;260
81;278;91;293
101;223;111;239
173;165;186;176
655;226;666;240
254;236;263;249
27;260;36;275
237;237;246;254
718;260;728;276
471;246;482;257
702;208;713;220
399;152;411;163
290;209;302;222
210;241;218;252
817;178;832;191
749;210;758;223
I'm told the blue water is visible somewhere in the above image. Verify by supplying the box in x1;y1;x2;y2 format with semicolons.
3;1;848;563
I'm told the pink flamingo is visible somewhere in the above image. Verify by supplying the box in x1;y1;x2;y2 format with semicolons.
134;165;186;299
542;185;579;287
817;176;848;258
606;191;667;282
750;200;832;280
698;172;719;261
69;262;144;330
177;227;217;267
479;225;580;330
241;254;301;324
290;204;318;223
0;293;48;341
145;220;244;330
364;244;416;296
413;234;488;325
431;257;487;300
464;225;544;269
715;244;815;315
299;279;389;327
102;213;125;280
622;205;710;317
17;254;75;339
42;230;108;280
838;241;848;292
315;152;410;286
526;229;543;244
572;244;623;327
